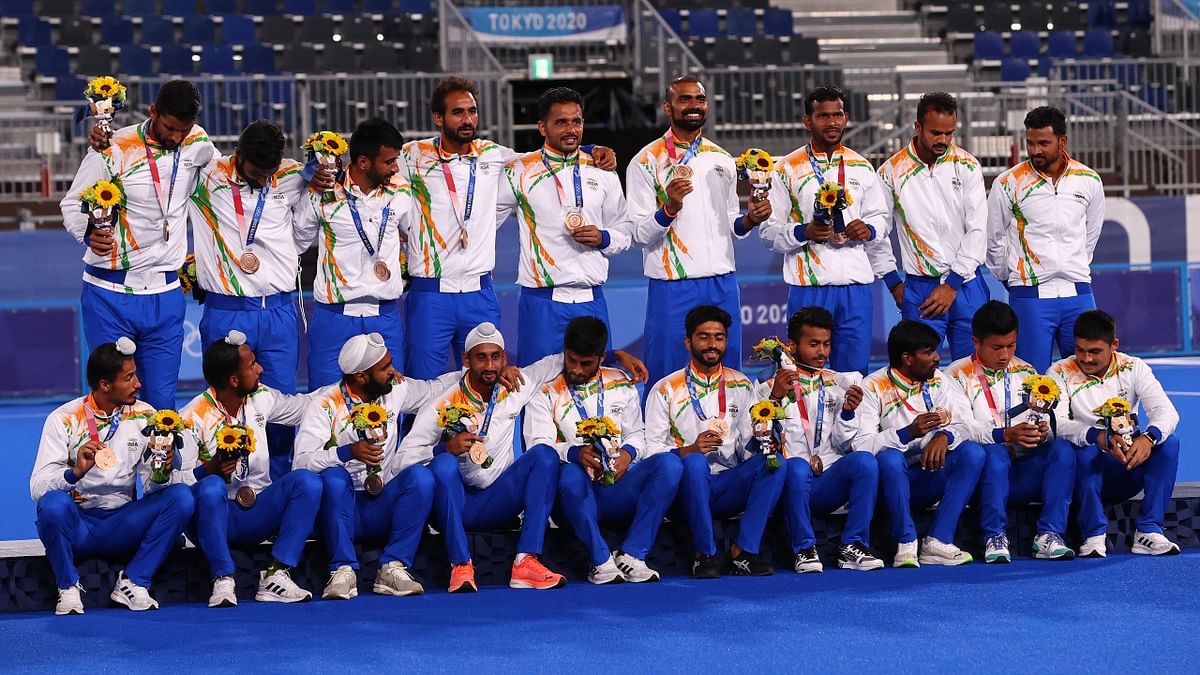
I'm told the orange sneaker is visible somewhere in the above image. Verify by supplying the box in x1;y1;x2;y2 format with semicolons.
448;561;477;594
509;554;567;590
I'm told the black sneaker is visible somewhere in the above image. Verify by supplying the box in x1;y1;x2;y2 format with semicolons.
793;547;823;573
727;550;774;576
691;554;720;579
837;542;884;570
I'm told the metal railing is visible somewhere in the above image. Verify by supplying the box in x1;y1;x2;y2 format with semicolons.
631;0;703;109
438;0;508;75
1154;0;1200;59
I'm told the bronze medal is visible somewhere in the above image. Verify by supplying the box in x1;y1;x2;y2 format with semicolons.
935;407;952;427
674;165;693;180
239;251;260;274
564;210;586;231
162;221;170;242
94;446;117;471
373;260;391;282
468;440;489;465
707;418;729;438
365;473;384;496
235;486;257;508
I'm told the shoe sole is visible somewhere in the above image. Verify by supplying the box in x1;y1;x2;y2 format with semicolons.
1079;549;1107;558
1132;544;1181;556
110;591;158;611
448;582;478;593
625;574;660;583
838;561;884;571
893;559;920;569
588;575;625;585
256;591;313;603
727;569;774;577
372;584;424;596
55;606;84;616
918;555;973;566
985;555;1012;564
691;571;720;579
208;597;238;608
1034;549;1076;561
794;565;824;574
509;578;567;590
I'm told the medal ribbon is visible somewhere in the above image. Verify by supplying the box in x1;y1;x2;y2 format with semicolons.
665;131;702;166
540;149;583;210
463;378;501;441
888;370;934;413
684;365;726;422
436;139;477;248
568;371;604;421
346;194;390;258
228;175;270;250
973;358;1010;428
142;121;182;227
83;395;122;444
792;373;826;449
806;144;846;188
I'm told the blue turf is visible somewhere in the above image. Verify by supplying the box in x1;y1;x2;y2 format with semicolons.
0;552;1197;670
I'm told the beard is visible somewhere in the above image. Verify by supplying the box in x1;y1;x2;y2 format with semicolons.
362;377;393;400
691;347;723;368
671;108;706;132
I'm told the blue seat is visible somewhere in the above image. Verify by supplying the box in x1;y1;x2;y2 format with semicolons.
221;15;257;44
240;44;278;73
100;17;135;44
687;9;720;39
398;0;431;14
182;16;215;43
1083;29;1113;57
1126;0;1152;28
55;75;88;101
725;8;756;37
200;43;236;75
140;16;176;45
207;0;236;12
0;0;34;17
159;44;196;74
324;0;354;12
1000;57;1031;81
973;31;1004;61
282;0;316;15
1010;30;1040;60
17;18;52;47
121;0;157;16
1047;31;1077;59
762;7;792;37
1087;0;1116;28
117;43;156;76
362;0;395;12
244;0;279;15
659;9;683;36
34;46;72;78
162;0;194;16
81;0;114;16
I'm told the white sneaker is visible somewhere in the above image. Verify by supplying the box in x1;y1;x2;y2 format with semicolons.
893;539;920;568
1131;531;1181;556
1079;535;1108;558
587;555;625;585
984;534;1011;564
255;568;312;603
1032;532;1075;560
837;543;884;571
615;552;660;583
919;537;973;566
793;547;824;574
55;583;84;616
208;575;238;608
374;561;424;596
322;565;359;600
110;571;159;611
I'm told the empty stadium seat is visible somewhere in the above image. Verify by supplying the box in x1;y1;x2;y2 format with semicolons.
404;43;439;70
322;43;358;72
221;14;257;44
1010;31;1040;60
945;2;977;33
362;43;400;70
338;17;380;44
0;0;34;17
1047;31;1078;58
1122;29;1151;58
398;0;431;14
299;16;334;43
57;19;95;48
981;3;1012;32
283;0;317;16
40;0;78;17
182;16;216;43
240;43;278;73
75;45;115;76
207;0;236;13
80;0;114;17
1083;29;1114;57
121;0;157;16
362;0;396;13
324;0;355;13
658;9;684;36
34;46;71;79
159;44;197;75
100;17;135;44
1000;57;1031;81
973;31;1004;61
687;9;720;40
162;0;195;16
1049;3;1084;31
1087;0;1116;29
259;15;296;44
725;8;756;38
118;44;156;76
278;48;318;73
762;8;792;37
712;37;748;66
55;75;87;101
1017;3;1049;31
244;0;280;15
788;36;819;64
200;43;237;75
140;16;176;46
750;37;783;65
1126;0;1152;28
18;18;52;48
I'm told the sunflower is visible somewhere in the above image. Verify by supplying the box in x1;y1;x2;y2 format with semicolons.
750;400;779;424
817;182;841;209
1095;397;1132;417
86;75;127;102
216;426;244;452
242;427;257;453
351;403;388;431
599;416;620;436
94;181;121;208
576;419;599;438
437;402;474;429
153;409;184;433
320;131;348;155
1023;375;1060;404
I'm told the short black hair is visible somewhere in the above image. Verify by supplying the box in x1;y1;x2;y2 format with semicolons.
665;74;703;102
202;340;242;391
685;305;731;337
1024;106;1067;136
236;119;285;172
917;91;957;123
155;79;201;122
887;320;941;368
971;300;1019;340
348;117;405;162
804;85;845;116
538;87;583;122
563;316;608;356
86;343;134;389
787;306;834;342
431;76;479;115
1074;309;1117;343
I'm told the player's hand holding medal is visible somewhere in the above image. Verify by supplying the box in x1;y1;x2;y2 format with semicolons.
350;402;389;496
438;402;494;469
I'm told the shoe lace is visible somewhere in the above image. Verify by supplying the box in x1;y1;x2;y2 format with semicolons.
1043;532;1066;549
845;543;869;559
986;534;1009;551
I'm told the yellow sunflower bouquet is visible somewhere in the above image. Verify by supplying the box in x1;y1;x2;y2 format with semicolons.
814;179;853;237
80;178;124;226
576;415;622;486
749;399;788;470
351;402;389;493
1093;397;1140;442
178;253;204;302
1021;375;1060;413
736;148;775;202
84;75;127;136
304;130;348;199
1093;397;1131;418
141;409;190;483
438;401;492;468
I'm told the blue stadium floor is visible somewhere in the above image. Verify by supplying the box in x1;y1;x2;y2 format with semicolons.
0;552;1197;671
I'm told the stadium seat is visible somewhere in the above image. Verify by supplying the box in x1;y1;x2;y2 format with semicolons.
34;46;71;79
221;15;257;44
18;18;53;48
57;19;96;48
240;43;278;73
75;45;115;76
362;0;396;13
80;0;115;17
686;9;720;40
362;43;400;70
259;15;296;44
200;43;237;75
788;36;820;64
40;0;78;17
159;44;197;75
182;16;216;43
1083;29;1114;57
725;8;756;38
1087;0;1116;29
53;75;87;102
711;37;748;66
1049;3;1084;31
117;44;156;76
1010;31;1040;61
338;17;379;44
1126;0;1152;28
398;0;431;14
1017;3;1049;31
1047;31;1078;59
207;0;236;12
100;17;135;44
945;2;977;33
981;3;1012;32
762;8;793;37
735;0;767;9
1121;29;1151;58
324;0;355;13
244;0;280;15
404;43;439;70
278;48;318;73
299;16;334;43
321;43;357;72
658;9;683;36
121;0;157;16
973;31;1004;61
1000;58;1031;82
0;0;34;17
140;16;176;46
283;0;317;15
750;37;783;65
162;0;195;16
